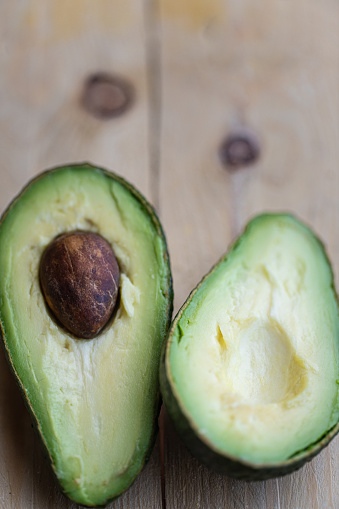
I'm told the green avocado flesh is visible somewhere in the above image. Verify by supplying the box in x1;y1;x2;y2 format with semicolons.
161;214;339;476
0;164;172;507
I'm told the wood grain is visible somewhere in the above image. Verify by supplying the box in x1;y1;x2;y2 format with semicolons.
1;0;339;508
157;0;339;508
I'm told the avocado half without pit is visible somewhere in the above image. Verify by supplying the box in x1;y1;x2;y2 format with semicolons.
160;214;339;480
0;164;173;507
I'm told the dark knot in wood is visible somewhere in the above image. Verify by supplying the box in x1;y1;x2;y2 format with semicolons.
81;72;134;120
219;130;260;170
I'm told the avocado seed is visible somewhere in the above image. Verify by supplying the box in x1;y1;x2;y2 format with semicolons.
39;231;120;339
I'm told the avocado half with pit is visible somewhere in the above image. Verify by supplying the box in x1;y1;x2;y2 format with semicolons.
0;163;173;506
160;213;339;480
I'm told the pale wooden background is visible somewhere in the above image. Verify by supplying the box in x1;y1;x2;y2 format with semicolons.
1;1;339;508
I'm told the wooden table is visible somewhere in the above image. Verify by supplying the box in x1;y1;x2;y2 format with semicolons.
1;1;339;507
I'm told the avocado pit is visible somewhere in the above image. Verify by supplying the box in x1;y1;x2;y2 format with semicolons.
39;231;120;339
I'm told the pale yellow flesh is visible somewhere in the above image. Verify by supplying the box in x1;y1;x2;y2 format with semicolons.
170;215;339;464
0;168;168;505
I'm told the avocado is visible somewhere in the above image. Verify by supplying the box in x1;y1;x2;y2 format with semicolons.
160;214;339;480
0;164;173;506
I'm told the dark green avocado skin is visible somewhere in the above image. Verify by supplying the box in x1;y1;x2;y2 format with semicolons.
0;163;174;507
160;213;339;481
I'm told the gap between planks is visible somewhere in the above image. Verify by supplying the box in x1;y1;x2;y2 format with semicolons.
143;1;166;508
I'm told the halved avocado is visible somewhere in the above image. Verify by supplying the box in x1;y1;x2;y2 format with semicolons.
160;213;339;480
0;163;173;506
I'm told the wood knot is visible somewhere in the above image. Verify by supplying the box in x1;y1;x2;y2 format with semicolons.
81;72;134;120
219;130;260;170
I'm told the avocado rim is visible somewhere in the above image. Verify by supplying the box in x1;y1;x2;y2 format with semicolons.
0;162;174;507
160;213;339;481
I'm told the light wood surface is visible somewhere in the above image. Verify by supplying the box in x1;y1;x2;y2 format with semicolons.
1;1;339;508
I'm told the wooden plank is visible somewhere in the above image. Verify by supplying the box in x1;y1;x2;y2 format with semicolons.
0;2;162;507
158;0;339;508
